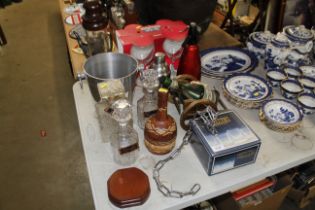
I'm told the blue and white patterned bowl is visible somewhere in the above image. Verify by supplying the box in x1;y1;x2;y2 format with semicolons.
266;69;287;87
223;73;272;109
298;76;315;93
260;99;303;132
297;93;315;115
224;73;272;101
283;66;302;79
280;79;303;99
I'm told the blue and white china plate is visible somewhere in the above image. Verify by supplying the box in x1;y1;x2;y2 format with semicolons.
299;65;315;77
262;99;303;125
224;74;272;101
201;47;258;78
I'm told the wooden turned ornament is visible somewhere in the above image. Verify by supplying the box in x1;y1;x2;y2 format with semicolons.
107;167;150;208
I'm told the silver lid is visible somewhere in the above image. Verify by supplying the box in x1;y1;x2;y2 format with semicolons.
152;52;168;78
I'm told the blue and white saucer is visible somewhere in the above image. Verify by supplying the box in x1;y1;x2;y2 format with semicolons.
223;73;272;108
201;47;258;79
259;99;303;132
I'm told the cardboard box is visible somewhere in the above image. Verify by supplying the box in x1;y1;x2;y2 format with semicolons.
190;111;261;176
115;20;187;55
287;182;315;208
286;161;315;208
213;175;293;210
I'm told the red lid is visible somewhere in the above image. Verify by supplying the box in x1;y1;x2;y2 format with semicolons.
124;24;143;33
156;19;186;27
131;34;154;47
162;25;188;41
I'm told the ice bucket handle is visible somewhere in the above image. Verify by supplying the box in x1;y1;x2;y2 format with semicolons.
77;73;87;89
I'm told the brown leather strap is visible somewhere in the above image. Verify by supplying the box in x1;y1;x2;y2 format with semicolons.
176;74;197;83
180;99;217;130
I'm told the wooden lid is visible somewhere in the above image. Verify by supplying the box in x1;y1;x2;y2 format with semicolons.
107;167;151;208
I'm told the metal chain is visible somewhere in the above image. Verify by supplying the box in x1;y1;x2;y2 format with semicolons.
152;130;201;198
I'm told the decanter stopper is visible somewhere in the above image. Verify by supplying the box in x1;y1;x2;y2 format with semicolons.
112;99;132;124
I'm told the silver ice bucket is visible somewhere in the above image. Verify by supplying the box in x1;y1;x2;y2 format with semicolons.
78;52;138;103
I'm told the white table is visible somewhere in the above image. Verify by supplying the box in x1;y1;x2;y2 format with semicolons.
73;66;315;210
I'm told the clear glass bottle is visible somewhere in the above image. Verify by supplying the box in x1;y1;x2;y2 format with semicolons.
137;69;159;129
110;99;139;165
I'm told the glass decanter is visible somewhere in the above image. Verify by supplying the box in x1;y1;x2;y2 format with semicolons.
110;99;139;165
137;69;159;129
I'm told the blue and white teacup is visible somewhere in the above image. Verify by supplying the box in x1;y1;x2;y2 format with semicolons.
283;66;302;80
298;76;315;93
280;79;303;99
297;93;315;115
266;69;287;87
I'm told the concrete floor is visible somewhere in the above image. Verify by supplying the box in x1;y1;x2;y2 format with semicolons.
0;1;315;210
0;0;93;210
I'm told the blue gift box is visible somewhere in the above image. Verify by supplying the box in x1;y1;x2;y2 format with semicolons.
190;110;261;175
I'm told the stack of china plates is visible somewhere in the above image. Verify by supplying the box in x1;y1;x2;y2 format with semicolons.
201;47;258;79
223;73;273;109
259;99;303;132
